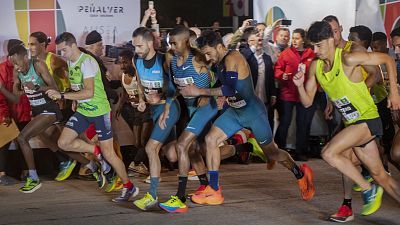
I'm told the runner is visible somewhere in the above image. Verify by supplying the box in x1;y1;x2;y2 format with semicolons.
294;21;400;217
179;30;315;205
48;32;138;201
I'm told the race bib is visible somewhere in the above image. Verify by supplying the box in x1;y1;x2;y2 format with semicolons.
71;83;83;92
127;89;139;98
333;96;360;122
141;79;162;89
174;77;194;86
227;93;247;109
29;98;46;106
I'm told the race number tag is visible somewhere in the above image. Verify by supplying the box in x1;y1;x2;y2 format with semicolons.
141;79;162;89
71;83;83;92
174;77;194;86
29;98;46;106
227;92;247;108
333;96;360;122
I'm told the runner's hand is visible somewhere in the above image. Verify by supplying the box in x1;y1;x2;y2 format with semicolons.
293;71;305;87
23;81;35;90
46;89;61;100
388;93;400;110
137;101;146;112
158;108;169;130
179;84;201;97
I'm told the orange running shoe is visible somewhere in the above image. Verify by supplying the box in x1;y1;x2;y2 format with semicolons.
188;185;207;196
191;186;224;205
205;187;224;205
297;164;315;201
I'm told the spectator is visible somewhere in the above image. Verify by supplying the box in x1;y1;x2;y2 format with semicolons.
274;28;315;161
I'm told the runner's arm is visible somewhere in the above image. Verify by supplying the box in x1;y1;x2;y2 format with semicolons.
294;60;318;108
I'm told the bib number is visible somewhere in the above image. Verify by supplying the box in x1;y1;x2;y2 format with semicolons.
333;96;360;122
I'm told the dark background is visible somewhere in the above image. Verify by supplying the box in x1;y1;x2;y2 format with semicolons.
139;0;254;31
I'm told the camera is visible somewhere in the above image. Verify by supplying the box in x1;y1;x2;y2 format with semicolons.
281;19;292;26
251;19;258;26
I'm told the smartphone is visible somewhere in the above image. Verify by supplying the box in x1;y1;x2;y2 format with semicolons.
281;19;292;26
251;19;258;26
298;63;306;73
148;1;154;9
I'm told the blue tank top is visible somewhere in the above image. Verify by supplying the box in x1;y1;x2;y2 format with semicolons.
135;53;175;103
18;60;52;107
171;51;210;90
214;51;264;112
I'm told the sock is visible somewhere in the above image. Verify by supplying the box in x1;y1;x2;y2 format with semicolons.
99;160;111;174
93;145;101;157
123;180;134;189
149;177;159;199
28;170;39;181
360;165;370;178
198;173;209;186
176;176;188;202
342;198;352;208
292;165;304;179
209;170;219;191
85;160;98;172
234;143;253;153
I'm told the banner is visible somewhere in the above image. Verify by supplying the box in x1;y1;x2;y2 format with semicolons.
0;0;140;57
253;0;385;41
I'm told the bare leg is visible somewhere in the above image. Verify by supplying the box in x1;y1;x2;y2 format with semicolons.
17;114;57;170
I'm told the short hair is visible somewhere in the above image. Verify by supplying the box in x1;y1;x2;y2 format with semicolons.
277;27;290;34
132;27;154;41
119;49;134;60
55;32;77;46
350;25;372;47
30;31;51;48
372;32;387;42
7;39;24;54
323;15;340;24
8;44;27;57
242;29;258;42
256;22;267;27
307;21;333;43
189;30;197;39
390;26;400;38
169;25;190;37
196;30;224;49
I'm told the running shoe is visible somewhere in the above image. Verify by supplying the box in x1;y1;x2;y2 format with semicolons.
297;164;315;201
112;185;139;203
159;196;188;213
188;185;207;196
134;192;158;210
361;184;383;216
353;176;374;192
129;162;150;176
247;137;267;162
114;177;123;191
19;177;42;193
329;205;354;223
191;186;224;205
0;175;18;186
92;171;106;189
55;160;77;181
104;172;118;193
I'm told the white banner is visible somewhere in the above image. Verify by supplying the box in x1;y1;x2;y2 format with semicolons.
0;0;140;58
58;0;140;46
253;0;384;41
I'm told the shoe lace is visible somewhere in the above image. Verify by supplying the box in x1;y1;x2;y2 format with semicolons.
25;178;33;187
168;196;179;204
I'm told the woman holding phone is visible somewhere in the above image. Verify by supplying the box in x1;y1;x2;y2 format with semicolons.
274;28;315;161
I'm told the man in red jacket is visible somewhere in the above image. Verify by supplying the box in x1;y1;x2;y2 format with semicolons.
0;39;31;185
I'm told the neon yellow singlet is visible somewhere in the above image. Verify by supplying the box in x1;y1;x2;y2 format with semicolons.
344;41;388;103
45;52;70;92
316;47;379;125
